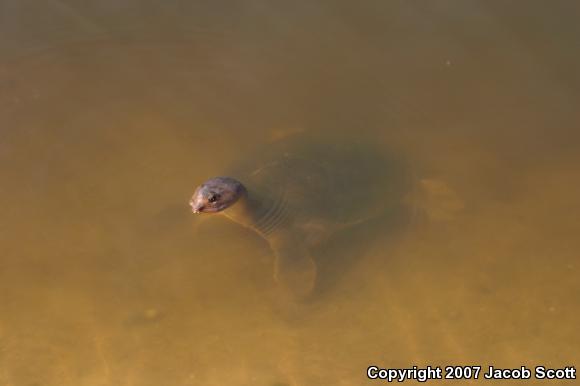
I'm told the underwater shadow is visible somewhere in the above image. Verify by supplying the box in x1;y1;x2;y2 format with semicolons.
312;198;414;301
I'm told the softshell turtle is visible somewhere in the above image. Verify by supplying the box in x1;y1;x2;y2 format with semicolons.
189;133;434;298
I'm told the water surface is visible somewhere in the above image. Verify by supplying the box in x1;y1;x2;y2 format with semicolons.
1;1;579;385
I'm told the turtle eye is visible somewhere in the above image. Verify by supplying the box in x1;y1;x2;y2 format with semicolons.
208;193;220;203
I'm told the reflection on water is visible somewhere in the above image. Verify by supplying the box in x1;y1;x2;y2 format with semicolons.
1;1;579;385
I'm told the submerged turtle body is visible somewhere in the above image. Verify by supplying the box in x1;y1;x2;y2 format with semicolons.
190;133;412;298
229;135;410;232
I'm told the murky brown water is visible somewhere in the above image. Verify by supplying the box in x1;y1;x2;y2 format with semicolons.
1;1;579;385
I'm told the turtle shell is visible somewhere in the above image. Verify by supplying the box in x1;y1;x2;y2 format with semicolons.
227;132;412;230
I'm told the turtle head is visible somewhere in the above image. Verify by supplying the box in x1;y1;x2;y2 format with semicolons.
189;177;246;214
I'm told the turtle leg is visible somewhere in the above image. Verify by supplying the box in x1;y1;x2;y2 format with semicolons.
270;234;317;299
414;179;464;222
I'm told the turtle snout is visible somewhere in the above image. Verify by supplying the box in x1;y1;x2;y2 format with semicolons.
189;198;204;213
